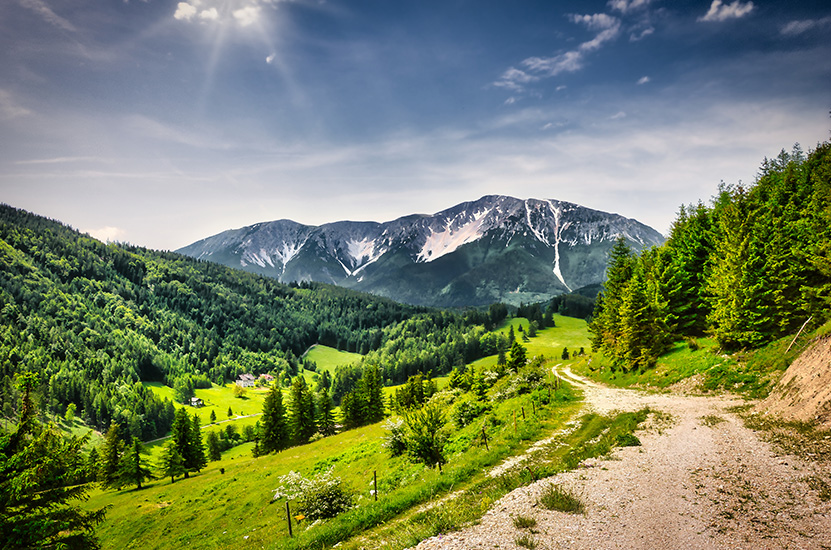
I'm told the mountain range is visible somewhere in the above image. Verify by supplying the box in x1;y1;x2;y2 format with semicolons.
177;195;665;307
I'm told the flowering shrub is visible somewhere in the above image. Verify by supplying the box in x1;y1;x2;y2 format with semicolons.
272;469;353;520
381;417;407;457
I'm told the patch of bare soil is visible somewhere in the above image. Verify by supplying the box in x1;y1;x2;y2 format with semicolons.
758;335;831;429
414;368;831;550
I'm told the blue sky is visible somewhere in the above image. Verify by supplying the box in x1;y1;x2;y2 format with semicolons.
1;0;829;250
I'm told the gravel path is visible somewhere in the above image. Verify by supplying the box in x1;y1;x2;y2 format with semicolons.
413;368;831;550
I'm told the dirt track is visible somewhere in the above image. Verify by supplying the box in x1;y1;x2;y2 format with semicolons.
414;368;831;549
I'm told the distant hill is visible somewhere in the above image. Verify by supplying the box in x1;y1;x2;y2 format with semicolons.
178;195;665;307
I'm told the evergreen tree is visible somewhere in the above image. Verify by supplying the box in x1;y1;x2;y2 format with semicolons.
507;341;527;372
315;389;336;437
288;376;316;443
0;373;108;548
259;385;288;454
99;422;125;489
187;413;207;474
227;406;233;419
209;410;216;424
170;408;193;478
206;431;222;461
363;365;385;423
158;441;185;483
116;439;153;490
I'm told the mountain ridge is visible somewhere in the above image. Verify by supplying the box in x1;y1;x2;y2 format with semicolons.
178;195;665;307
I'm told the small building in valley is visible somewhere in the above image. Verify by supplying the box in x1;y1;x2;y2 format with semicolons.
236;373;256;388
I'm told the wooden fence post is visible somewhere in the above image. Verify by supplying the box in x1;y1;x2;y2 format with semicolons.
521;407;525;420
374;470;378;501
482;425;489;450
285;500;293;538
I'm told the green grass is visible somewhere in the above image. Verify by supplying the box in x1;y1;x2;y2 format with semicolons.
471;315;592;373
538;483;585;514
303;344;363;373
512;514;537;528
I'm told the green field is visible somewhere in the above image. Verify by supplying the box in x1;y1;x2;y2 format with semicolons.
303;344;363;373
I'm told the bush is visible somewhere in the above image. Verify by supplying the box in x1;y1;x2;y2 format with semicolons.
273;470;354;521
404;403;449;468
381;418;408;457
449;396;491;428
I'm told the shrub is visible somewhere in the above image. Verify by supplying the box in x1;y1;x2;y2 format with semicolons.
449;396;491;428
273;470;354;521
381;417;408;457
404;403;449;468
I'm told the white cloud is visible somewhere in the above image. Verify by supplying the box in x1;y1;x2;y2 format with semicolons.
494;13;621;92
18;0;77;32
698;1;754;23
504;97;517;105
199;7;219;20
610;111;626;119
493;67;539;92
85;226;127;243
637;76;650;85
0;89;31;120
608;0;653;14
266;53;276;64
630;26;654;41
781;17;831;36
174;2;198;21
568;13;619;31
233;5;261;27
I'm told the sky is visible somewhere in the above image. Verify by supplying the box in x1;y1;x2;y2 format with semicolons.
1;0;830;250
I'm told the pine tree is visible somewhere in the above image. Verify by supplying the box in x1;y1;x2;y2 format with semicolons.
363;365;385;423
0;373;108;548
170;408;193;478
507;341;527;372
316;389;336;437
206;431;222;461
209;409;217;424
260;385;288;454
288;376;316;444
158;441;185;483
99;422;125;489
117;439;153;490
187;413;207;474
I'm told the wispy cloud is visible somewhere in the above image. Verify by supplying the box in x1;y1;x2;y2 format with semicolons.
495;13;621;92
781;16;831;36
18;0;77;32
174;0;280;26
637;76;650;85
0;90;32;120
698;1;754;23
608;0;653;14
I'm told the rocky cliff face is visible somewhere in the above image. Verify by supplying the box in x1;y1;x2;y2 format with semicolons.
177;195;664;307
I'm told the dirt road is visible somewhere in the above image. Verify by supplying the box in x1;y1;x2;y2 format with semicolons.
415;368;831;549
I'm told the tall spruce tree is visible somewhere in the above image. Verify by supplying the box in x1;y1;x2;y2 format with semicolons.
288;376;316;444
0;373;108;548
187;414;207;474
259;385;288;454
158;441;185;483
116;439;153;490
316;388;336;437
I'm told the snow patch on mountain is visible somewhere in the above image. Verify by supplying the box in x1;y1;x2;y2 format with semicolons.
416;209;491;263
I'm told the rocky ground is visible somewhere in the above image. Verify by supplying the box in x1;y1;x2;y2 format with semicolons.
412;368;831;550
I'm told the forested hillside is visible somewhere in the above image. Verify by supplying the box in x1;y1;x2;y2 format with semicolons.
0;206;500;440
590;141;831;369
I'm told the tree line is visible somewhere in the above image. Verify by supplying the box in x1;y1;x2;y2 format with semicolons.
590;142;831;370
